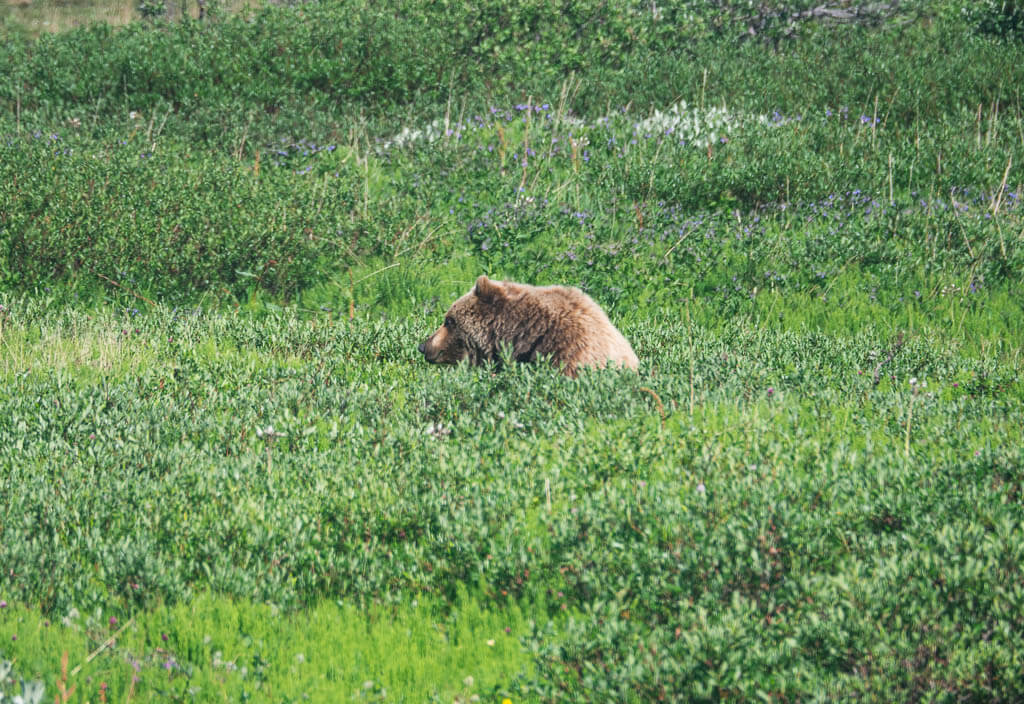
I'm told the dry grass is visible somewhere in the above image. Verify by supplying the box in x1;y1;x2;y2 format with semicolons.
0;314;156;379
2;0;260;36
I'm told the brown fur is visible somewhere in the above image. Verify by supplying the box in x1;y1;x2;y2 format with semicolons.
419;275;638;376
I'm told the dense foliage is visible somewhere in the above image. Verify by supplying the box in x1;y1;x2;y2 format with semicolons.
1;1;1023;701
964;0;1024;42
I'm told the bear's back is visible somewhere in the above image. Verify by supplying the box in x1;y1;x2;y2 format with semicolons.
515;282;638;374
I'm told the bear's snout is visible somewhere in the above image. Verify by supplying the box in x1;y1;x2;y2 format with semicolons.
419;325;465;365
419;332;439;362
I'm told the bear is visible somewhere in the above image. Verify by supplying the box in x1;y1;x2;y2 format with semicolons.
418;275;638;377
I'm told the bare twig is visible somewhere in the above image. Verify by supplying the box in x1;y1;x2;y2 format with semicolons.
990;156;1013;216
872;332;905;388
70;617;135;677
93;271;158;308
639;386;666;428
352;261;401;286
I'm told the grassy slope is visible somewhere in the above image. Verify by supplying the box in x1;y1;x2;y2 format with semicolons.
1;1;1024;701
1;297;1021;700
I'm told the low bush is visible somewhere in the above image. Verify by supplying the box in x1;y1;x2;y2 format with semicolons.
1;2;1023;700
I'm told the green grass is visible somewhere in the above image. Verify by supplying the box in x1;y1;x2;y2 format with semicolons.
1;1;1024;701
1;590;534;702
1;300;1021;700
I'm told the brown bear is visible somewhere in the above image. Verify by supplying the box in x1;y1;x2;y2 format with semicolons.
418;275;638;376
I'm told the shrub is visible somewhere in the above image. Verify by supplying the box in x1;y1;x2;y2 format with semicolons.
964;0;1024;41
0;133;365;298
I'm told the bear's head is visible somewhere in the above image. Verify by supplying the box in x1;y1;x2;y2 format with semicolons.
418;275;511;367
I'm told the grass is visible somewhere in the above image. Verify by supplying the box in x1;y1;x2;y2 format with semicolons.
1;298;1021;700
1;1;1023;701
1;590;534;702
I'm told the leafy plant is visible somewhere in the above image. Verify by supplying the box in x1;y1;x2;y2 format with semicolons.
964;0;1024;41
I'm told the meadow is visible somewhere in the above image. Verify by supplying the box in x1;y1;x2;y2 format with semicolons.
1;1;1024;701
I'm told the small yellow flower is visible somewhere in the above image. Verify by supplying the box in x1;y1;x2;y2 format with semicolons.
502;699;512;704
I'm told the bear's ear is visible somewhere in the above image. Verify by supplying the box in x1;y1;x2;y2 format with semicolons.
474;275;505;304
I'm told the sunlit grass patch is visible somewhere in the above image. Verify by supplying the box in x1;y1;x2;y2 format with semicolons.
0;306;158;383
0;590;535;702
